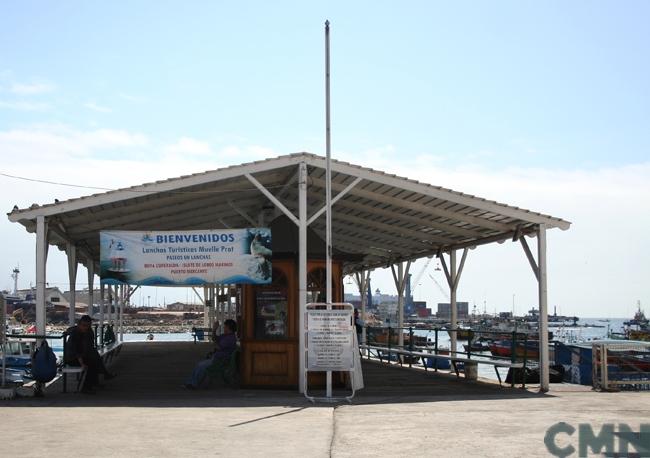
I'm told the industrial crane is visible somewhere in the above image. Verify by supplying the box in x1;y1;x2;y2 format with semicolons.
428;273;450;301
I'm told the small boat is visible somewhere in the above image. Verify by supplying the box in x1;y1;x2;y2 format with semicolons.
489;340;539;359
463;341;490;352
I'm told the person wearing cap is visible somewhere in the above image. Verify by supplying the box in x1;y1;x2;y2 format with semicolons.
64;315;116;393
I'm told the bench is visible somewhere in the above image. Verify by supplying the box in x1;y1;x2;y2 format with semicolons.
205;347;241;388
61;366;87;393
192;327;211;343
61;342;122;393
360;344;526;387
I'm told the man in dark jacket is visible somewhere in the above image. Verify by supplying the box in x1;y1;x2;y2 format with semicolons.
65;315;115;393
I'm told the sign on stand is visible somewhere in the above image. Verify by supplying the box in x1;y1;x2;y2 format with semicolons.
304;303;358;403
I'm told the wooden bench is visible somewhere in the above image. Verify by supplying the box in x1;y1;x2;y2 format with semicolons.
360;344;526;387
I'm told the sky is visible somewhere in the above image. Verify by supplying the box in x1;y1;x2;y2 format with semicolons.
1;1;648;318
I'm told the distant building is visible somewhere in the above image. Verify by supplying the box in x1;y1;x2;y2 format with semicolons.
17;286;69;306
166;302;200;312
64;288;101;307
437;302;469;320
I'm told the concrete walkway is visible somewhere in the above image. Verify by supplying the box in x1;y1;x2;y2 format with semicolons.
1;342;648;457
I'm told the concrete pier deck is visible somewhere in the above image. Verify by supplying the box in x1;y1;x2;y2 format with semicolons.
1;341;648;457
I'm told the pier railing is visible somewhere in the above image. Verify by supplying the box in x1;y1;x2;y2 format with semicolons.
362;325;533;387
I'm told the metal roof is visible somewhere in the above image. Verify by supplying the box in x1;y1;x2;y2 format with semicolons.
7;152;570;274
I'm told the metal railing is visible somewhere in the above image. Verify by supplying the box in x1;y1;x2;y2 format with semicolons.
362;325;534;387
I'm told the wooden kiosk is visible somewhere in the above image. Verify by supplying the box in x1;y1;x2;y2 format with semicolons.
239;216;354;388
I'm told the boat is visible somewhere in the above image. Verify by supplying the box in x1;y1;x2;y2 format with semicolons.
463;341;490;352
489;340;540;359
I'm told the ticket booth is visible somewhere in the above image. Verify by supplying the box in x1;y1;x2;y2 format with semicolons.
239;216;349;388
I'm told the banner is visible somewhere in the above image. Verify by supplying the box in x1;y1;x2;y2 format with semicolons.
99;229;272;286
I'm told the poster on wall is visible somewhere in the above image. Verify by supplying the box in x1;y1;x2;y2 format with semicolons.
255;290;288;339
99;228;272;286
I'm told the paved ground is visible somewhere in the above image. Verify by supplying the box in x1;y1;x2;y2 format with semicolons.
1;342;648;457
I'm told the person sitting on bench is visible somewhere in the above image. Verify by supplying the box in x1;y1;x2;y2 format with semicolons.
64;315;116;393
184;319;237;389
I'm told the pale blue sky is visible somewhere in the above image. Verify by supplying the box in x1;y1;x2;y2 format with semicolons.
2;1;648;168
1;2;649;317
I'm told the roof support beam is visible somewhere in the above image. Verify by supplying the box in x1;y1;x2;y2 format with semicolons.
126;285;140;301
192;287;205;305
273;168;300;218
228;200;257;227
520;236;540;282
333;210;453;246
310;176;511;233
307;155;570;230
332;198;482;239
307;177;363;226
66;194;261;235
246;173;299;226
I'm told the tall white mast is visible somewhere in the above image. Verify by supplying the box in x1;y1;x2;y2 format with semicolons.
325;20;332;305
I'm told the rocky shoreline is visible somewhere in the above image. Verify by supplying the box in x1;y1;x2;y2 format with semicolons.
36;323;201;335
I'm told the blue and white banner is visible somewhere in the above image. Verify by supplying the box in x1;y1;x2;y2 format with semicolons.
99;229;272;286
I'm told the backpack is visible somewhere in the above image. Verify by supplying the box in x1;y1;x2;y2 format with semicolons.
31;340;58;383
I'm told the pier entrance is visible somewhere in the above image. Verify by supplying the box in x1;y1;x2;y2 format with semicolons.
8;153;570;393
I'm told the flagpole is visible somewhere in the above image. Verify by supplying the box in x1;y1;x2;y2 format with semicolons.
325;19;333;398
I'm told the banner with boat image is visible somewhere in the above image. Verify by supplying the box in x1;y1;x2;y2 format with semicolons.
99;229;272;286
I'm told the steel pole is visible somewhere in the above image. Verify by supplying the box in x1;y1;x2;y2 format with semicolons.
324;19;333;399
298;162;308;393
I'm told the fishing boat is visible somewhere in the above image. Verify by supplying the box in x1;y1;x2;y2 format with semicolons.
489;339;539;359
463;340;491;352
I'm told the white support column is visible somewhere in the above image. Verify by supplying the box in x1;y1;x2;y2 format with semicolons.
35;215;48;337
298;161;307;393
119;284;124;342
99;282;105;345
397;263;405;348
87;262;94;318
66;243;77;326
217;285;224;328
390;261;411;349
203;286;209;328
537;224;550;392
450;250;457;355
227;285;233;320
439;249;468;355
354;270;370;345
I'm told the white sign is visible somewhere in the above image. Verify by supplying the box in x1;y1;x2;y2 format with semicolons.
307;310;354;371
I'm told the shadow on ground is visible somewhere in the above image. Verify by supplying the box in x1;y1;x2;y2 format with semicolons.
1;341;553;408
